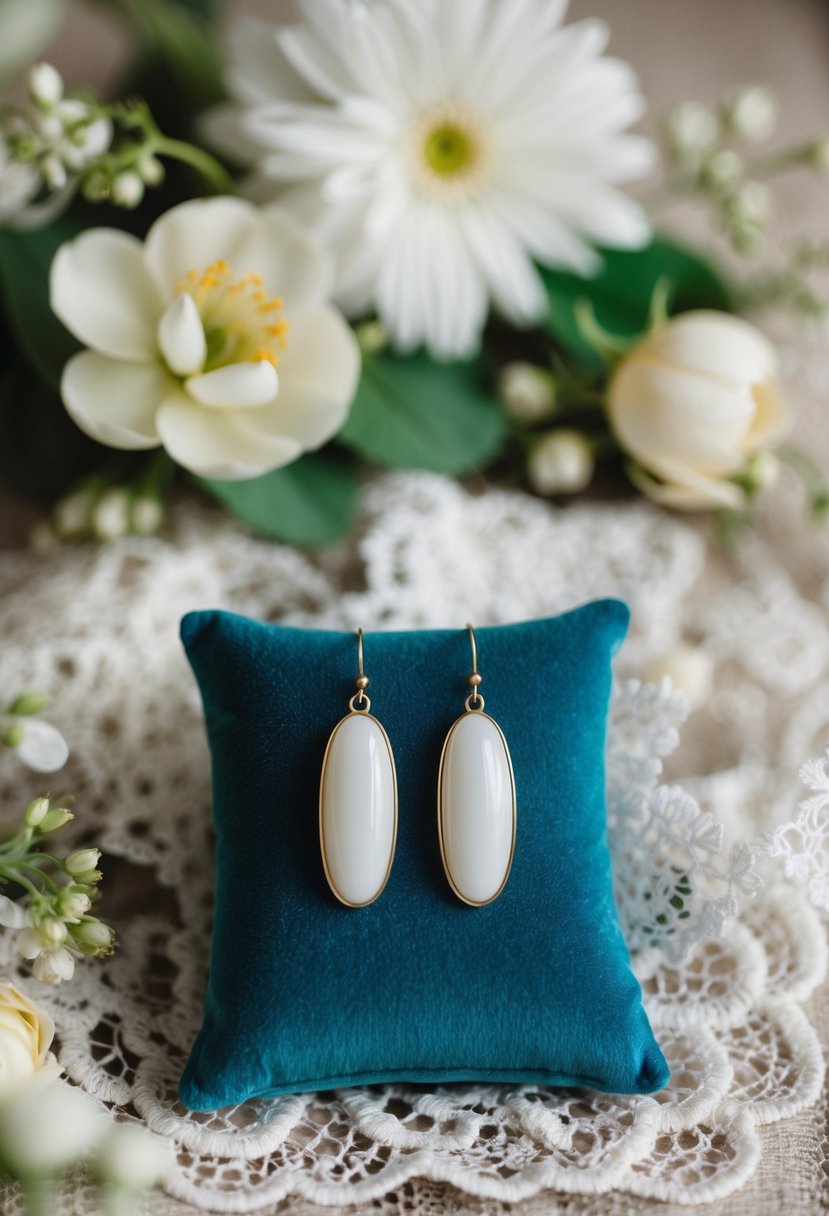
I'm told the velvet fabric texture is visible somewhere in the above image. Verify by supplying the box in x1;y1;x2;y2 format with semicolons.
179;602;668;1110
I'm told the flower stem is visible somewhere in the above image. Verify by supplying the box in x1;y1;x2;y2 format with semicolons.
153;136;236;194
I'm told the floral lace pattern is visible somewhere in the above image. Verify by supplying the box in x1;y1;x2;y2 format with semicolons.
0;472;826;1211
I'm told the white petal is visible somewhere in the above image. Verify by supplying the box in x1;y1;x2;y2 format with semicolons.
238;205;334;310
186;361;278;409
156;395;301;479
251;304;360;447
15;719;69;773
50;229;160;360
61;352;169;450
16;928;42;960
631;459;745;511
0;896;29;930
462;204;547;325
157;294;206;377
227;17;317;105
144;197;260;301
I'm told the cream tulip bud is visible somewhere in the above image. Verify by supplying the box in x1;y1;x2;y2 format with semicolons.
648;645;714;711
527;430;594;496
498;362;557;422
28;63;64;108
66;849;101;876
608;311;791;511
724;85;777;144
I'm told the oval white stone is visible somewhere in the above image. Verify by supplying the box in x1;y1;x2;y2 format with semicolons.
439;711;516;906
320;712;397;907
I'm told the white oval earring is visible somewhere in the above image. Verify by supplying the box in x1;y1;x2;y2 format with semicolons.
437;624;516;907
319;628;398;908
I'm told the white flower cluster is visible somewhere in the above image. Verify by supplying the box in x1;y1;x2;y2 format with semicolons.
0;63;112;227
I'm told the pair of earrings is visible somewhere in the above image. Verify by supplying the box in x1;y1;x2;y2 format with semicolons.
319;626;516;909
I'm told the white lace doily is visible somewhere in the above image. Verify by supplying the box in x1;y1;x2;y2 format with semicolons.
0;472;826;1213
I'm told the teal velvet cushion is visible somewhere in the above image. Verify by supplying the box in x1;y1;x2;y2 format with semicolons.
179;602;668;1110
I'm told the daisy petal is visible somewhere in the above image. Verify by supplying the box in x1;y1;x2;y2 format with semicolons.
186;361;278;409
156;395;301;480
61;352;169;449
228;17;317;105
50;229;160;360
15;719;69;773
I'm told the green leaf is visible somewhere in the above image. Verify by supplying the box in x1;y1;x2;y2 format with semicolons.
199;451;361;547
340;349;507;474
0;359;107;495
541;237;734;368
0;223;81;390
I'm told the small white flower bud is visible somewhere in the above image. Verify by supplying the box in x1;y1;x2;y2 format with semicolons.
111;171;144;209
527;430;594;496
355;320;389;355
24;796;50;827
39;917;67;947
82;170;110;203
39;807;74;833
702;148;744;189
66;849;102;876
664;101;719;162
138;153;165;186
647;644;714;711
72;921;114;955
58;891;91;920
41;153;67;190
498;362;557;422
130;495;163;536
53;488;95;539
741;450;779;492
724;85;777;144
92;488;130;541
28;63;64;108
728;182;772;226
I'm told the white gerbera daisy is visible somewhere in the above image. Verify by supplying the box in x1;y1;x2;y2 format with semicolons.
208;0;654;359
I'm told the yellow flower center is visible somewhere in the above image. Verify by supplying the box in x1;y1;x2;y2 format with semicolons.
424;123;476;176
177;260;289;370
410;105;490;201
